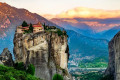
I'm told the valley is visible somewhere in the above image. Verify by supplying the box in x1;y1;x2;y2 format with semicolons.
50;16;120;80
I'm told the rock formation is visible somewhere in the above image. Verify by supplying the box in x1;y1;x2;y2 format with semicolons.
0;48;14;66
13;31;71;80
105;31;120;80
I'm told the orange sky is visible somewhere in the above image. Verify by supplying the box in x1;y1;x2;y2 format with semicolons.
43;7;120;19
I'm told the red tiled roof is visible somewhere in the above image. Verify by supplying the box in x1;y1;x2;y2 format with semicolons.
33;25;42;27
21;26;29;28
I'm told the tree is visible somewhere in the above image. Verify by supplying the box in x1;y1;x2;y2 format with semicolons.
43;23;47;30
14;62;26;71
52;74;63;80
57;29;63;36
29;23;33;32
22;21;28;27
43;23;45;27
26;64;35;75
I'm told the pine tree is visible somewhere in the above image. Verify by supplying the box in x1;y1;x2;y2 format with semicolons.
22;21;28;27
29;23;33;32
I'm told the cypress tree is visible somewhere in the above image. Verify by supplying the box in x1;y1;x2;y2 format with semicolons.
22;21;28;27
29;23;33;32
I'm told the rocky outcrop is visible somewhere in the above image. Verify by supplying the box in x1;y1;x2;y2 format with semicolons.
105;31;120;80
0;48;14;66
13;31;71;80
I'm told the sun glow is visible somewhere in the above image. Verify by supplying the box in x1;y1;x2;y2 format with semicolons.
55;7;120;19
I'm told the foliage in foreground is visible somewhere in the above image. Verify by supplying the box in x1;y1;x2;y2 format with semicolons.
0;64;40;80
26;64;35;75
14;62;35;76
52;74;63;80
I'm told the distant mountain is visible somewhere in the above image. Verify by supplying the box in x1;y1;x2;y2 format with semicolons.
99;26;120;40
51;18;96;37
51;18;120;39
67;30;109;57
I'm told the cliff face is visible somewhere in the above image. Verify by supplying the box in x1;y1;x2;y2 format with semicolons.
13;31;71;80
105;31;120;80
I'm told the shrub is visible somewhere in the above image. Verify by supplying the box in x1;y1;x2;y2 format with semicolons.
26;64;35;75
24;30;31;34
52;74;63;80
62;69;66;74
14;62;26;71
0;65;39;80
56;29;63;36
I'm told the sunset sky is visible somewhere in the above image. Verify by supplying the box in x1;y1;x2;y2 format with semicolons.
0;0;120;15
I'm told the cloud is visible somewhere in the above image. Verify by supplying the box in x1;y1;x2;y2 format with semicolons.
55;7;120;19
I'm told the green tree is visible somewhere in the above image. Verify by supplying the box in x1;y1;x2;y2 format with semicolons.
56;29;63;36
43;23;47;30
29;23;33;32
52;74;63;80
26;64;35;75
14;62;26;71
43;23;45;27
22;21;28;27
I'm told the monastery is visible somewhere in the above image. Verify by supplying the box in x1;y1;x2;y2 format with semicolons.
17;22;44;33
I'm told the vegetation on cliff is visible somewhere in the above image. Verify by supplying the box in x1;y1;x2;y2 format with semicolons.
0;64;40;80
43;23;68;37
